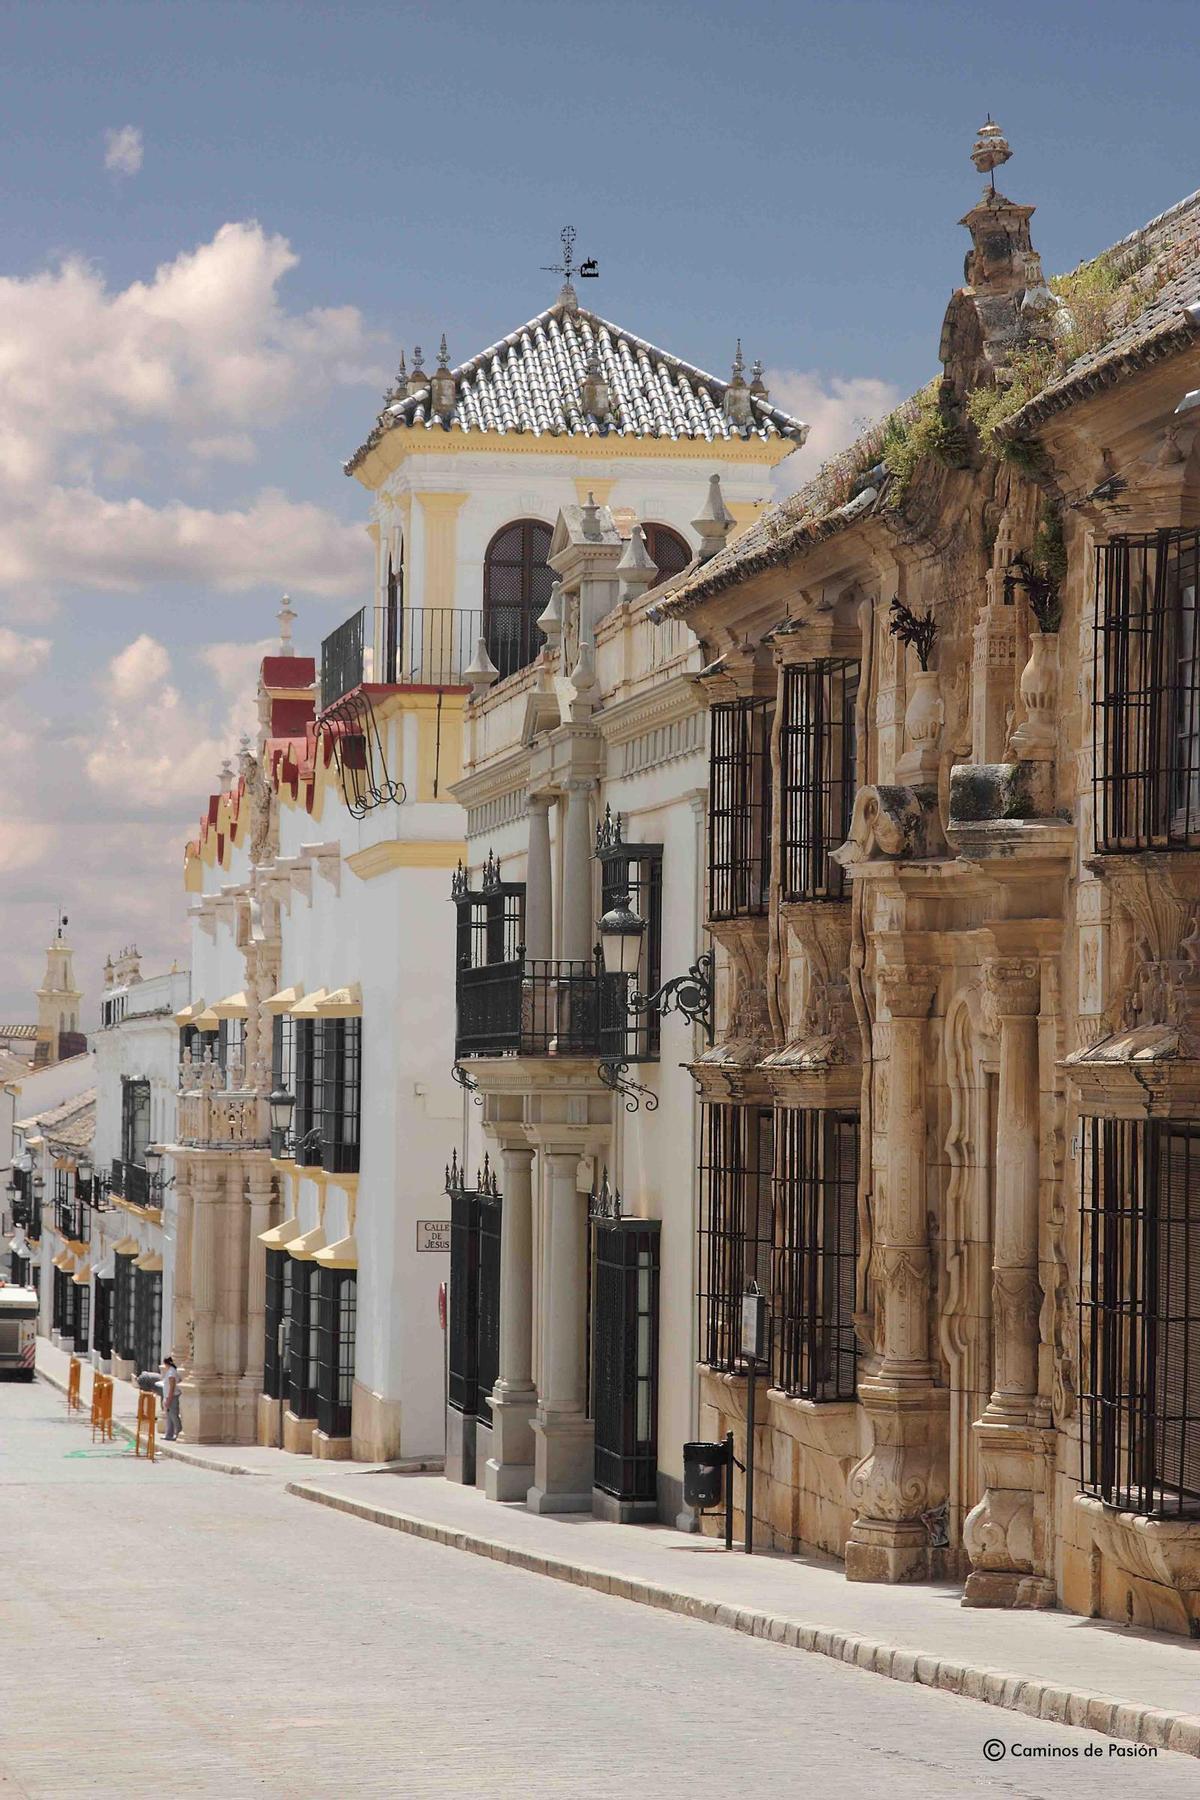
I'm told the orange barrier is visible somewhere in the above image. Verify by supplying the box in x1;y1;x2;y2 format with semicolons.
66;1356;82;1413
135;1388;157;1461
91;1374;114;1442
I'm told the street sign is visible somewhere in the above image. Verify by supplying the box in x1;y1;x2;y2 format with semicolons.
416;1219;451;1253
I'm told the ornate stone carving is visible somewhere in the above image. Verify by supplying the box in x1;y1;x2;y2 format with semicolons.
983;956;1041;1019
833;784;946;867
876;962;938;1019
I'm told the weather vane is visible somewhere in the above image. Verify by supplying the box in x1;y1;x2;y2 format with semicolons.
543;225;599;283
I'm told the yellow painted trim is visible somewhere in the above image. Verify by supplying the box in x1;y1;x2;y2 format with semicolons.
174;998;207;1026
263;984;304;1015
347;839;466;880
192;1007;220;1032
260;1213;299;1249
71;1262;92;1285
316;984;361;1018
210;991;250;1020
112;1237;141;1256
416;490;468;610
284;1224;326;1262
290;988;329;1018
313;1234;357;1271
574;477;615;506
133;1250;163;1273
109;1196;162;1225
353;429;796;488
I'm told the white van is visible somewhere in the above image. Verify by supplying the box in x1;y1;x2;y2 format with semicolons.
0;1285;38;1380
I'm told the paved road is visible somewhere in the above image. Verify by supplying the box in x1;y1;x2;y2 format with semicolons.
0;1377;1191;1798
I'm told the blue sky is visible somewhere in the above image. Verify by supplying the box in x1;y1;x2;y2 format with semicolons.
0;0;1197;1018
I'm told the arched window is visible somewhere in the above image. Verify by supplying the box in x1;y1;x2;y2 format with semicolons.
483;519;553;680
642;523;692;585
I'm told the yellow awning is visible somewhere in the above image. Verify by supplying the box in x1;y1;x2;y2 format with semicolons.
313;1234;357;1270
263;984;303;1015
258;1214;299;1250
191;1007;220;1032
210;991;250;1020
317;984;362;1019
284;1224;326;1261
134;1250;163;1273
112;1236;141;1256
289;988;328;1018
174;997;207;1026
71;1262;91;1286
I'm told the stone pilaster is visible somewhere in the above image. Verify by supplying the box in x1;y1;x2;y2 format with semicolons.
846;963;948;1584
525;796;553;962
485;1142;537;1502
963;957;1056;1608
528;1148;593;1513
559;781;595;962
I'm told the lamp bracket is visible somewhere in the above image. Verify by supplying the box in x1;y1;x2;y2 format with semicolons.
630;951;714;1044
597;1060;660;1114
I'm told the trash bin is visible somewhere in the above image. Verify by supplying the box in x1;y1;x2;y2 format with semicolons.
683;1439;729;1509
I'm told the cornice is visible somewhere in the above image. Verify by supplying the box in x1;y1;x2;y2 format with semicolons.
351;428;793;489
347;838;466;880
597;672;704;748
451;745;532;812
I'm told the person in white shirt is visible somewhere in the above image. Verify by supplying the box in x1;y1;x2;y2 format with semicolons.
161;1356;182;1441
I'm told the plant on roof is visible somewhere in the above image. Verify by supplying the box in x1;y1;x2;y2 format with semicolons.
965;342;1055;469
888;596;937;672
882;384;969;505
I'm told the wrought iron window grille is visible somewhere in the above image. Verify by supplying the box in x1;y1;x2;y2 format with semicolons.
773;1107;859;1402
697;1103;775;1373
263;1249;287;1400
287;1260;320;1420
113;1251;136;1361
445;1150;502;1424
709;697;773;921
133;1265;162;1376
1079;1114;1200;1517
289;1018;361;1174
780;660;860;903
316;1268;357;1440
1094;528;1200;851
589;1168;661;1506
483;519;554;682
316;687;404;817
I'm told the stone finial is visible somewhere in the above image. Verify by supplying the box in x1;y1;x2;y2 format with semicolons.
237;732;254;777
218;758;234;794
581;348;610;423
406;346;428;398
536;580;564;648
616;524;659;603
581;491;603;541
724;340;752;427
464;636;499;696
431;335;456;415
559;280;579;313
383;351;407;408
971;117;1013;186
277;595;296;656
749;358;768;400
692;473;735;561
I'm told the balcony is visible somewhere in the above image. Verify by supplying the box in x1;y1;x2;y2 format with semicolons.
110;1158;152;1209
320;605;485;709
455;953;636;1062
177;1087;270;1151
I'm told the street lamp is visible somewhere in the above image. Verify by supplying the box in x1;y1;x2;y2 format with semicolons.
597;893;646;979
76;1154;93;1186
143;1145;176;1200
596;901;715;1044
268;1087;296;1137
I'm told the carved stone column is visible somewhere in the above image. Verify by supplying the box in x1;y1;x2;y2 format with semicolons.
181;1160;218;1441
528;1148;593;1513
171;1162;195;1367
525;796;554;962
846;963;948;1584
242;1164;274;1386
963;957;1056;1608
485;1142;537;1502
559;781;595;962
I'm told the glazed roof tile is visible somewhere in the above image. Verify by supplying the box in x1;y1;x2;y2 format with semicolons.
346;294;806;472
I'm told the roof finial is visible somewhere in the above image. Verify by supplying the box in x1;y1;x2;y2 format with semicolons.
277;594;297;656
412;344;425;374
971;116;1012;193
749;358;767;400
437;333;449;369
731;338;745;383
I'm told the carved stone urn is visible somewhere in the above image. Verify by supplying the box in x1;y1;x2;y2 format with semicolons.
895;668;943;784
1010;631;1059;760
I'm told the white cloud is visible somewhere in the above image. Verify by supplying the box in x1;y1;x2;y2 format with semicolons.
0;625;51;696
188;433;257;464
766;369;905;491
86;634;257;806
104;125;144;177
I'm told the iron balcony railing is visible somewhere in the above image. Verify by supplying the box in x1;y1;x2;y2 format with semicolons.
455;952;635;1061
320;605;487;709
111;1157;152;1210
55;1198;86;1241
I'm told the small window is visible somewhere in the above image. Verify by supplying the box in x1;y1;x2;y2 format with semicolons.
483;519;553;680
708;697;773;920
697;1103;774;1371
641;523;691;584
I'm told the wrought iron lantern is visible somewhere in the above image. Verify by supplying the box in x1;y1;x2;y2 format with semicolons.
143;1145;176;1198
597;901;714;1043
598;892;645;979
76;1154;93;1186
268;1087;296;1135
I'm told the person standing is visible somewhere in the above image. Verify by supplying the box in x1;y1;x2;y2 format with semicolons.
161;1356;182;1441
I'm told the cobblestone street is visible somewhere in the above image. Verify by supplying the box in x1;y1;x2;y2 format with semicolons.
0;1379;1193;1797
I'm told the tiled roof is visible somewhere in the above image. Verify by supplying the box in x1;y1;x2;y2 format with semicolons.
0;1024;38;1040
1004;187;1200;435
346;293;807;472
17;1088;96;1147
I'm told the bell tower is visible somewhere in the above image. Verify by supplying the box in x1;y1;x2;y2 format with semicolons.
34;914;84;1066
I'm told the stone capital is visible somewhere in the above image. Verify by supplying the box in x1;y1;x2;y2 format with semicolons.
876;963;938;1019
983;956;1042;1017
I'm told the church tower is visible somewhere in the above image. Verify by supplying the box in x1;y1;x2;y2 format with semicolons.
34;915;84;1066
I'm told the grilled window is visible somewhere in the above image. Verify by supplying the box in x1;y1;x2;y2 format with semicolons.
294;1019;361;1174
52;1266;68;1334
709;698;773;920
133;1266;162;1375
453;873;526;1060
316;1269;357;1439
217;1019;246;1082
287;1260;320;1419
73;1281;90;1356
697;1103;774;1370
179;1025;218;1070
121;1077;151;1169
781;660;860;901
773;1108;859;1401
483;519;552;680
1094;528;1200;850
263;1249;286;1399
383;555;402;685
446;1153;502;1424
93;1277;113;1361
642;523;691;584
1080;1116;1200;1516
114;1251;136;1361
270;1015;295;1159
591;1211;660;1504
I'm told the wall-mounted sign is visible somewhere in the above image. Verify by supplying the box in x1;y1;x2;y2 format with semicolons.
417;1219;451;1253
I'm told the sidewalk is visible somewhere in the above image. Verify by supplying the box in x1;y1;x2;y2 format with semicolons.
33;1342;1200;1758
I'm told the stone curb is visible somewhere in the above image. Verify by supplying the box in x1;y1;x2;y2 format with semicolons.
287;1479;1200;1761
